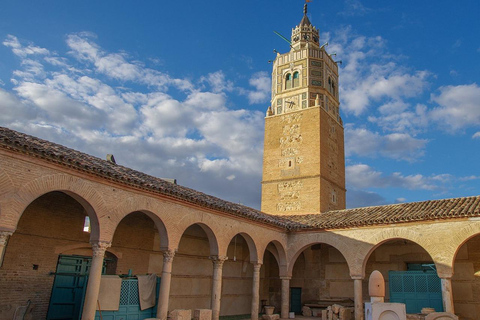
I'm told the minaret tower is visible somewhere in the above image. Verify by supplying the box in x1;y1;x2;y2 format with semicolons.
261;3;346;215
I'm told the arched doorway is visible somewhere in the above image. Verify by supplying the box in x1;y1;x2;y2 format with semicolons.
0;191;98;320
289;243;353;315
364;239;442;314
170;223;218;311
220;233;255;316
452;233;480;319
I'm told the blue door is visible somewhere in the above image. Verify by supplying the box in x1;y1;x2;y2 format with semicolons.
47;255;106;320
95;278;161;320
388;270;443;313
290;287;302;314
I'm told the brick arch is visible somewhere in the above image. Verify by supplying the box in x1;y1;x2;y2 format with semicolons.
0;167;15;198
4;173;108;241
260;240;288;276
359;228;437;278
175;222;220;257
109;196;173;250
0;168;16;231
287;233;355;277
222;232;259;263
444;223;480;276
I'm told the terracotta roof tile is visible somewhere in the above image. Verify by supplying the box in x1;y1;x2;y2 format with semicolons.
0;127;304;230
1;126;479;231
284;196;480;230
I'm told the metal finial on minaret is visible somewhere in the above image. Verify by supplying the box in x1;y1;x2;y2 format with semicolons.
304;3;308;15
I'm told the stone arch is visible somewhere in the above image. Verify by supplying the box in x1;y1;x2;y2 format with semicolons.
287;233;355;277
177;222;219;257
361;228;437;278
111;196;172;250
261;240;288;276
5;174;107;241
223;232;258;263
54;243;123;259
447;223;480;275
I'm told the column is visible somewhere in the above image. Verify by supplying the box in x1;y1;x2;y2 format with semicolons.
441;277;454;314
280;277;290;319
81;241;111;320
251;262;262;320
352;277;364;320
0;231;13;267
157;249;176;320
210;255;228;320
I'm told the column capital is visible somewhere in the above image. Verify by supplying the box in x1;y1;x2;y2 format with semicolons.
90;241;111;257
0;231;13;246
163;249;176;262
210;255;228;268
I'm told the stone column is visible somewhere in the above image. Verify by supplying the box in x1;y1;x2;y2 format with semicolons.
441;277;454;314
0;231;13;267
81;241;111;320
280;277;291;319
353;277;364;320
210;255;228;320
157;249;176;320
251;262;262;320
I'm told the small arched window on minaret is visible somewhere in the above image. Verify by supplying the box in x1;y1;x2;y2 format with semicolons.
293;71;299;87
332;81;336;97
285;73;292;89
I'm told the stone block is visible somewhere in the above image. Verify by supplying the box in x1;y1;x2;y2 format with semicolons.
339;307;352;320
193;309;212;320
262;314;280;320
170;309;192;320
331;304;341;314
302;306;312;317
321;310;327;320
425;312;458;320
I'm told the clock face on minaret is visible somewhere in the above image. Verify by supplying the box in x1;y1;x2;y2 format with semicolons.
261;3;346;216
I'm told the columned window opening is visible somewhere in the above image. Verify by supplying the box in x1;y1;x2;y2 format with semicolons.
293;72;299;87
285;74;292;89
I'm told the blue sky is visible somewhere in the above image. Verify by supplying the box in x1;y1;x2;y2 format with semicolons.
0;0;479;209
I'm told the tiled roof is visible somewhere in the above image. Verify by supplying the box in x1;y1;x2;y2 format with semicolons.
284;196;480;230
1;126;479;232
0;127;303;230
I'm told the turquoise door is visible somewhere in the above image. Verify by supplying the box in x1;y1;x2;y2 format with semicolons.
47;255;106;320
388;270;443;313
290;287;302;314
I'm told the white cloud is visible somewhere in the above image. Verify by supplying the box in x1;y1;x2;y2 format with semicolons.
430;84;480;130
345;125;427;161
200;71;234;93
3;35;50;58
346;164;444;190
246;72;271;104
66;33;194;91
0;33;267;208
473;132;480;139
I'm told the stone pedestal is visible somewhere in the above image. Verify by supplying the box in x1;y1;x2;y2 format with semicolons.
365;302;406;320
194;309;212;320
425;312;458;320
170;309;192;320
